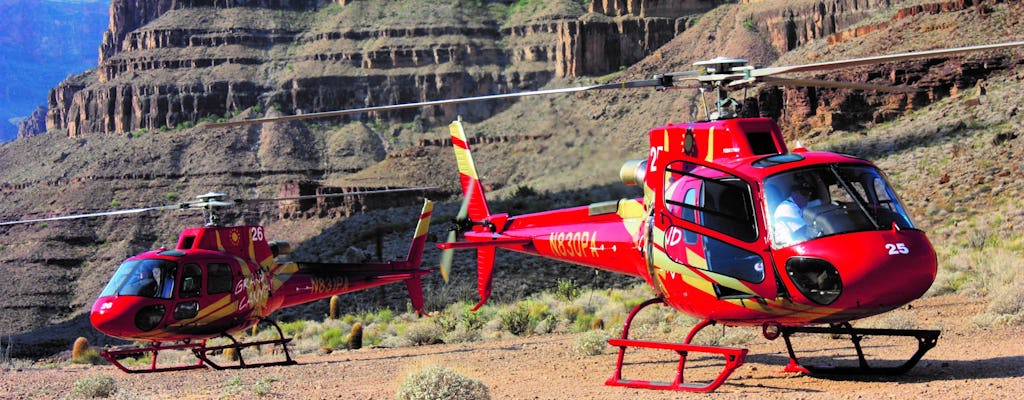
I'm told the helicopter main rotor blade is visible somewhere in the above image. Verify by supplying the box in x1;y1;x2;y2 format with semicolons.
751;40;1024;77
0;203;189;226
203;79;663;128
234;186;438;204
755;76;919;92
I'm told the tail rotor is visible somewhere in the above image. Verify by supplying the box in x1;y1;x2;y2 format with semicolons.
440;187;473;282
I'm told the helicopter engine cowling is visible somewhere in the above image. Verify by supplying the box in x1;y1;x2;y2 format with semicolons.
269;240;292;257
619;159;647;186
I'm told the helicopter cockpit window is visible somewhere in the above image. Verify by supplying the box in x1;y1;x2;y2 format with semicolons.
765;165;915;247
99;259;178;298
664;161;757;242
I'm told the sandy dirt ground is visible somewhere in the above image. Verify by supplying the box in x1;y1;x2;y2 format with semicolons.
2;294;1022;399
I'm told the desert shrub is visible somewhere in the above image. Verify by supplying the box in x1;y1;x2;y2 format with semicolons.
442;325;482;343
561;304;585;322
252;377;278;397
435;303;488;343
321;327;346;349
555;278;581;301
279;320;307;338
71;375;117;398
402;321;443;345
379;336;414;348
395;365;490;400
573;330;609;356
572;314;595;333
498;303;532;336
975;279;1024;326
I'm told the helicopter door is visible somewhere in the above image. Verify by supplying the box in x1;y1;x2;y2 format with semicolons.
173;263;202;320
661;161;775;300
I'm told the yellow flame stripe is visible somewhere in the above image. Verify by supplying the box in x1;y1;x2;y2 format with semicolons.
705;126;715;162
415;200;434;238
449;120;480;180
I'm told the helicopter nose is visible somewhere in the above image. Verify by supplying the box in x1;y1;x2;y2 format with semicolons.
783;230;936;319
90;296;124;337
841;231;936;311
90;296;166;339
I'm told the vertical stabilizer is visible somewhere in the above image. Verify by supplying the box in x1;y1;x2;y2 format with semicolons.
449;119;491;221
403;199;434;267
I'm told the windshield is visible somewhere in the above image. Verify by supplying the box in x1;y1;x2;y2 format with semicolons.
765;165;914;247
99;259;178;298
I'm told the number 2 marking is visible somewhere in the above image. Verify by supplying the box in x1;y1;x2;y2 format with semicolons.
885;243;909;255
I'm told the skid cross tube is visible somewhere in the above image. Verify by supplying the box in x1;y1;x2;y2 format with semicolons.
605;297;748;392
780;323;940;375
194;319;296;370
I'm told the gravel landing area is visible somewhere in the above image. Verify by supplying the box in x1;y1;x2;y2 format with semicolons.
2;294;1022;399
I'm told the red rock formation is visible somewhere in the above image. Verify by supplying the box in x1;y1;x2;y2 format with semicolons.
16;106;47;138
591;0;720;17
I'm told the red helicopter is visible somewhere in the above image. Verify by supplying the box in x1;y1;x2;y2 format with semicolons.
212;41;1024;391
1;189;435;373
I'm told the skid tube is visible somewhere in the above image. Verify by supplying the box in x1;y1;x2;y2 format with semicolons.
605;297;748;392
101;341;208;374
101;319;296;373
778;322;940;375
193;318;296;370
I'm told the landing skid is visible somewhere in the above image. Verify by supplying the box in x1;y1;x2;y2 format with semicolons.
778;323;940;375
101;319;296;373
605;298;747;392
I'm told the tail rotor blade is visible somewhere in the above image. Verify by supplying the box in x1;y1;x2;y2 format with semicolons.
440;230;456;283
440;186;475;283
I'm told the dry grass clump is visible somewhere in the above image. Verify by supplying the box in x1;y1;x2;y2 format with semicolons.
70;375;117;398
395;365;490;400
931;240;1024;327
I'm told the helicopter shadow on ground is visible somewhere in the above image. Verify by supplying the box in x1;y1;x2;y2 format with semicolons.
745;351;1024;383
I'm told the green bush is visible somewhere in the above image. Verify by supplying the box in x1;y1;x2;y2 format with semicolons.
395;365;490;400
321;327;346;349
555;279;581;301
71;375;117;398
572;314;595;333
498;304;532;336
